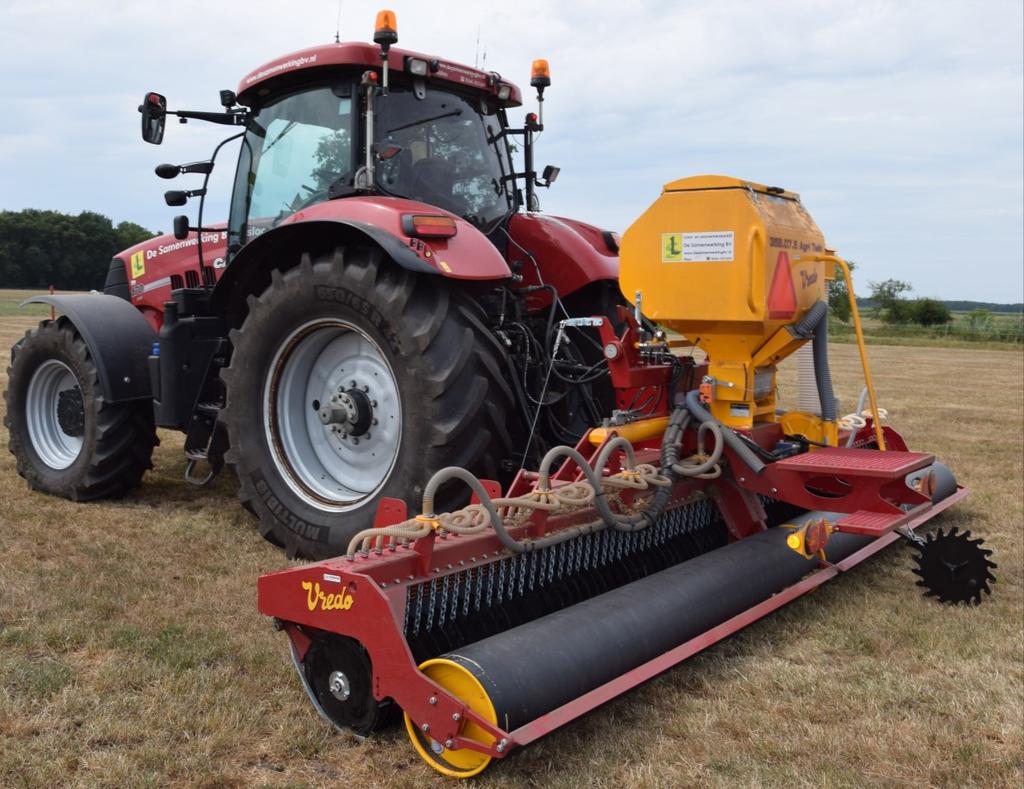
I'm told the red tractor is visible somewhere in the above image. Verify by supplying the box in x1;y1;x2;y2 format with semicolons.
4;15;621;559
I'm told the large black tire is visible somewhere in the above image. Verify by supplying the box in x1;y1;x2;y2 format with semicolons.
4;319;156;500
220;246;520;559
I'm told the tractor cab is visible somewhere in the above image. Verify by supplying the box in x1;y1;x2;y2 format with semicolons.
226;53;518;253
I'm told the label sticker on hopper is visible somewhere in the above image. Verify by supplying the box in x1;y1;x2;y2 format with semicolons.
686;231;733;262
662;231;734;262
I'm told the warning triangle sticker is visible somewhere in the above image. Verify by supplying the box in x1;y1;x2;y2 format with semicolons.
767;251;797;319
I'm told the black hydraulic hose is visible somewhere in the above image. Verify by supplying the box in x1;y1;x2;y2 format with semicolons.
639;407;690;524
790;300;836;424
684;390;766;475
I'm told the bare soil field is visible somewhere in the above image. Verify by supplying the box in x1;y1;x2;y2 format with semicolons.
1;305;1021;788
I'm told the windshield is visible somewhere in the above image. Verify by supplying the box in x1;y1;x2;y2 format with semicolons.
230;85;354;247
375;88;512;230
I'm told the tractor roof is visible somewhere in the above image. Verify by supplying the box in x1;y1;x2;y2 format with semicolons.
237;42;523;108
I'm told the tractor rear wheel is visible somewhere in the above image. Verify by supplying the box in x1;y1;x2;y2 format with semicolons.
4;319;156;500
220;246;519;559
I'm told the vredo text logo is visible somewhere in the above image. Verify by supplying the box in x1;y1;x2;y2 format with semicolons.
301;579;355;612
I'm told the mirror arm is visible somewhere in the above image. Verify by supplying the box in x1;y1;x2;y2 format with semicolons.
172;109;249;127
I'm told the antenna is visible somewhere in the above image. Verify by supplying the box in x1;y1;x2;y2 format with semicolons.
474;25;480;69
334;0;342;43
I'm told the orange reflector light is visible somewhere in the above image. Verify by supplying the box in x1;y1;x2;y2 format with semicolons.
531;58;551;88
402;214;457;239
785;518;833;558
804;518;831;555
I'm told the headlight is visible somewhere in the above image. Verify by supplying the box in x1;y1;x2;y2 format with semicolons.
407;57;428;76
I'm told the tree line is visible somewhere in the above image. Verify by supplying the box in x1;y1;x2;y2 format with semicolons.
0;209;156;291
827;263;1018;327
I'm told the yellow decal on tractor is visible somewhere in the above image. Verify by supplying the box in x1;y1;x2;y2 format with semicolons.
130;251;146;279
302;580;354;612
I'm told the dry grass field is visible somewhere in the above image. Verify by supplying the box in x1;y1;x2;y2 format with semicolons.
0;297;1021;788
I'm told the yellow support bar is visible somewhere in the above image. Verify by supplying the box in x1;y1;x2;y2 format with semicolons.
588;416;670;446
812;255;886;451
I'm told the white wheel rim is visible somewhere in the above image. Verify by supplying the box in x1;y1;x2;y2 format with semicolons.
264;319;403;511
25;359;84;470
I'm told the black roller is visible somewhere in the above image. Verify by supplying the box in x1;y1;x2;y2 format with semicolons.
440;525;871;731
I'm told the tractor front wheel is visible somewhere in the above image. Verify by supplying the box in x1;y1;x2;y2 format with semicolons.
220;246;518;559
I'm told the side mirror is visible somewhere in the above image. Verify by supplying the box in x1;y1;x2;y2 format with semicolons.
155;161;214;179
164;188;206;206
541;165;560;186
139;92;167;145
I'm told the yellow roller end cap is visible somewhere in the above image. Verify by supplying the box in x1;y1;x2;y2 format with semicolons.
404;658;498;778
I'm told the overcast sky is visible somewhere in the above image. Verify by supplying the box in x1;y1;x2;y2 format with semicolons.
1;0;1021;301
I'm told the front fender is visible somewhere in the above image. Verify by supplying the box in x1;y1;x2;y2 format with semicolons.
282;197;512;279
22;294;155;402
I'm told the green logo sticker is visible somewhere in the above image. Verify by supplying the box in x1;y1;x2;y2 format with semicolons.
662;233;683;262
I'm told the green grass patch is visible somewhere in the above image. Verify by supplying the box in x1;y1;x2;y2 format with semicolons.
2;653;73;699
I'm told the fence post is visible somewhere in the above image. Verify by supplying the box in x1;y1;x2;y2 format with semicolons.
49;284;55;320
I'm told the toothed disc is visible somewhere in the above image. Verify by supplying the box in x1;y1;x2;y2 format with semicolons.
913;527;997;605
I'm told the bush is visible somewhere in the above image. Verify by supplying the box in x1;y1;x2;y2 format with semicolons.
885;299;917;324
827;261;855;322
911;298;952;326
967;308;992;330
869;278;913;324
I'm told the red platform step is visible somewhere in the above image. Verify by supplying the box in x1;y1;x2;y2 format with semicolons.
833;507;924;537
773;447;933;478
771;447;936;537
